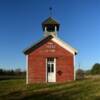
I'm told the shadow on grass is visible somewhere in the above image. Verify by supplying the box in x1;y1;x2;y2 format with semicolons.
0;84;86;100
0;91;23;100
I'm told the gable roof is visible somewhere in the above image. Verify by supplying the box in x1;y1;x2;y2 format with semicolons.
23;35;78;55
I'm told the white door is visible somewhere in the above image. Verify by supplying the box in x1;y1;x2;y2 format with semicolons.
47;58;56;82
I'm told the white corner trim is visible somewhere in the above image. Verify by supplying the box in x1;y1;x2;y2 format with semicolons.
52;37;77;55
74;55;76;80
54;58;56;82
26;55;28;84
46;58;47;82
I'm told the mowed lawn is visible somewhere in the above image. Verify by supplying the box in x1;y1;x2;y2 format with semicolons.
0;78;100;100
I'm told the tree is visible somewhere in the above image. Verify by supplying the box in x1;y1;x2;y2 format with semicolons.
91;63;100;75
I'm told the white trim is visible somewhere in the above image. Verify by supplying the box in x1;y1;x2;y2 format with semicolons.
24;35;77;55
46;58;56;82
26;55;28;84
45;26;47;32
55;26;57;32
74;55;76;80
54;58;56;82
52;37;77;55
46;58;47;82
44;32;57;37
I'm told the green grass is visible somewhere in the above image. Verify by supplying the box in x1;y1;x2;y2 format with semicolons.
0;78;100;100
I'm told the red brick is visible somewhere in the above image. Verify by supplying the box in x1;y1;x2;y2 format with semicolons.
27;40;74;83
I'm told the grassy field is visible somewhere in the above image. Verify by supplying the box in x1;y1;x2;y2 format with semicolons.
0;78;100;100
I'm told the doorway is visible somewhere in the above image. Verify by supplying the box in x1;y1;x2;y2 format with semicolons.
46;58;56;82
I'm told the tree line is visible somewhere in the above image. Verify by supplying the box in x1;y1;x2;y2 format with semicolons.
76;63;100;80
0;63;100;80
0;68;26;76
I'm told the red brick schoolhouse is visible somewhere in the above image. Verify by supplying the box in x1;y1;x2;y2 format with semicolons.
23;17;77;84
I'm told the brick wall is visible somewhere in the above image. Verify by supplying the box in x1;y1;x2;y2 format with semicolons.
28;40;74;83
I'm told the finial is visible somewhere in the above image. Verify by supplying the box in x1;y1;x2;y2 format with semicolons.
49;7;52;17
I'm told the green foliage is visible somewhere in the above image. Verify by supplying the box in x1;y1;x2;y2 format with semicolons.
91;63;100;75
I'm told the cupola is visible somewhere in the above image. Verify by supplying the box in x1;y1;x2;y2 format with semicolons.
42;17;60;36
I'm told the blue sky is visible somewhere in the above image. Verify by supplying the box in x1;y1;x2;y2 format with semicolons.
0;0;100;70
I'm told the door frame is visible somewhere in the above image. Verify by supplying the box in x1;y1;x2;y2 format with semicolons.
46;58;56;82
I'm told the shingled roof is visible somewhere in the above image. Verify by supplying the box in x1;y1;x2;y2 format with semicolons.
42;17;60;25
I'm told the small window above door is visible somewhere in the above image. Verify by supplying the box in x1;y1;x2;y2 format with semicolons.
47;58;54;62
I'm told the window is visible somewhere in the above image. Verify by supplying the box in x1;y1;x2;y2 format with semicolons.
51;64;54;72
47;58;54;62
47;58;54;73
47;64;50;72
